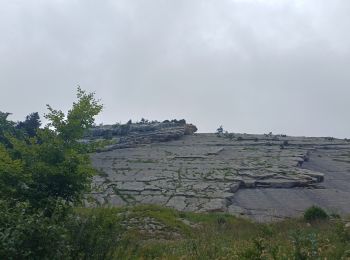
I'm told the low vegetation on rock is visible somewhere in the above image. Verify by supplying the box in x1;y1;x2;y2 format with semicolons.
73;205;350;259
304;206;329;222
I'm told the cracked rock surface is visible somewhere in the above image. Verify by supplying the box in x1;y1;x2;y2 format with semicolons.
89;133;350;221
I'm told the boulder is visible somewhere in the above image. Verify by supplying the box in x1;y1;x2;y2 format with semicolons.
184;124;198;135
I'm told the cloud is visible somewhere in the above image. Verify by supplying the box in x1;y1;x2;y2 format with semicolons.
0;0;349;137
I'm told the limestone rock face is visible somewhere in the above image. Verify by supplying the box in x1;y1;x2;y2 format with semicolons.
84;120;197;150
88;132;350;220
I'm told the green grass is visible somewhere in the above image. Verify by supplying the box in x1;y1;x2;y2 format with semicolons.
70;205;350;259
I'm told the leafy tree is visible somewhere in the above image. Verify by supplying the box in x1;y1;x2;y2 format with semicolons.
1;111;41;148
0;87;102;251
16;112;41;137
0;112;16;147
0;112;14;131
0;88;103;258
45;87;103;143
8;88;101;209
0;143;28;203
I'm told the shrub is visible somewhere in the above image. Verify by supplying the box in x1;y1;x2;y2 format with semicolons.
304;206;329;221
68;208;123;259
0;200;70;259
216;125;224;137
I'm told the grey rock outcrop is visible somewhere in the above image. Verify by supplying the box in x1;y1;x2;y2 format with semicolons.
88;133;350;220
84;120;197;150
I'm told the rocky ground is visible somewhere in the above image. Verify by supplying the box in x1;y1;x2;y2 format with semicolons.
231;148;350;221
88;131;350;221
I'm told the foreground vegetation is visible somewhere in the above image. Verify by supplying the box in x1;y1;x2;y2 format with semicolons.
0;88;103;258
1;89;349;259
51;205;350;259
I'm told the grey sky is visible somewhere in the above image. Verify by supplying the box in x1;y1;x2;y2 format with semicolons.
1;0;349;137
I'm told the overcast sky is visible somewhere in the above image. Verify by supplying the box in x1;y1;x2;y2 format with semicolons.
1;0;349;137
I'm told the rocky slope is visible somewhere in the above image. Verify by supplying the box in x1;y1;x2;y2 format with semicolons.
88;130;350;220
85;120;197;150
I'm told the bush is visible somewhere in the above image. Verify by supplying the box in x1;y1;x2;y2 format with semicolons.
304;206;329;221
216;125;224;137
0;200;70;259
68;208;123;259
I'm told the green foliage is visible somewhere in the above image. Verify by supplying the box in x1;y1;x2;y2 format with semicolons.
304;206;329;222
0;200;70;259
0;205;122;260
239;238;267;260
126;204;193;235
101;205;350;259
45;87;103;143
1;202;348;259
16;112;41;137
334;221;350;243
68;208;123;259
0;112;16;147
0;143;28;200
290;230;321;260
0;88;102;211
0;88;103;259
0;111;41;147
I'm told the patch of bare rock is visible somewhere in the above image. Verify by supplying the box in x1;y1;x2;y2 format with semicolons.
86;123;350;221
